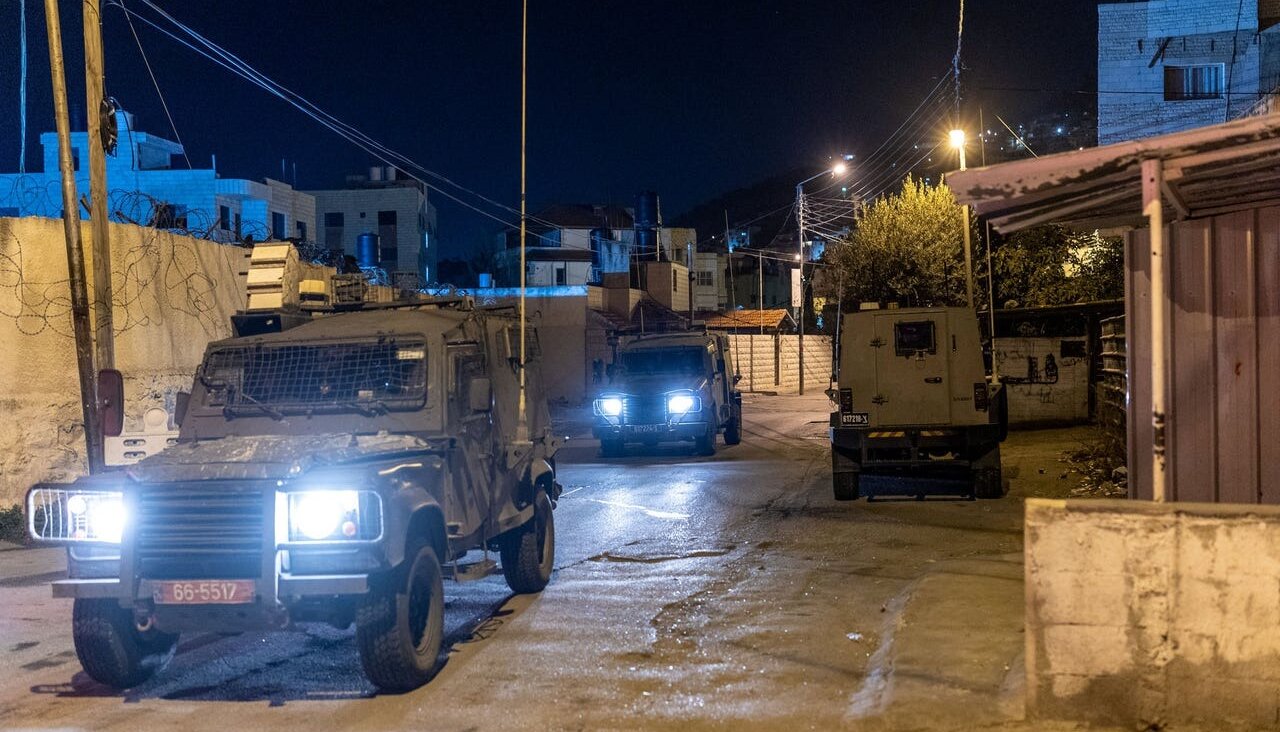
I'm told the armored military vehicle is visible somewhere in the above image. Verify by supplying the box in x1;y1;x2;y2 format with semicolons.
27;300;560;692
828;306;1007;500
593;331;742;456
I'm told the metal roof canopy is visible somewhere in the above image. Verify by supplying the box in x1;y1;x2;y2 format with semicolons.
949;114;1280;505
947;114;1280;233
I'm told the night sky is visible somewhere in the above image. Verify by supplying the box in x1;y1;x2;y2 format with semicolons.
0;0;1098;257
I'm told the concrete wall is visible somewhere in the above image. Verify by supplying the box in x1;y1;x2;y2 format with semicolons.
994;337;1090;425
0;217;246;504
724;334;831;393
1025;498;1280;728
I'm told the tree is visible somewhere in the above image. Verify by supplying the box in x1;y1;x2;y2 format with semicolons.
819;176;967;307
991;225;1123;308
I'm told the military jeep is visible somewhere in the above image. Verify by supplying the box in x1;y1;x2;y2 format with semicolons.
27;302;560;692
829;306;1007;500
592;331;742;456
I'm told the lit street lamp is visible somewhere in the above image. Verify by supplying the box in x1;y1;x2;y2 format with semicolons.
795;157;851;395
950;129;975;308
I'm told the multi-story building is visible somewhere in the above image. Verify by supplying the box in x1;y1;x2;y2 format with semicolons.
1098;0;1280;144
0;111;315;242
494;203;697;288
306;167;438;287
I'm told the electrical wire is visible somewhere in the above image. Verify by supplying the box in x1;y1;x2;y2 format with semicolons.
18;0;28;173
118;0;191;169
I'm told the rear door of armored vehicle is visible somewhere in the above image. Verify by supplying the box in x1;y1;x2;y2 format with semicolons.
445;338;495;535
871;313;951;426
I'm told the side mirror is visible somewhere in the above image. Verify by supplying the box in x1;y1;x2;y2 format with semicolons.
175;391;191;427
98;369;124;437
469;377;492;412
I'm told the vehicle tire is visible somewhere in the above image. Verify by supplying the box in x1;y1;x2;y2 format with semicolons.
72;598;177;688
833;472;861;501
356;544;445;692
973;447;1005;499
500;492;555;594
600;438;624;458
695;424;717;456
723;412;742;445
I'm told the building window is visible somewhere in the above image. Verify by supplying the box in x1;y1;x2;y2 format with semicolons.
296;221;307;240
271;211;286;240
696;270;714;287
555;264;568;286
234;213;242;238
218;205;231;231
1164;64;1225;101
324;212;344;227
324;212;343;252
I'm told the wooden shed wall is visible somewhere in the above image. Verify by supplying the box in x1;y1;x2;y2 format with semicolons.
1126;206;1280;503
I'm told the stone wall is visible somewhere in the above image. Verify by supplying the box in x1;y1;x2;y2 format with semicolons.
0;217;246;504
1025;498;1280;728
724;334;831;393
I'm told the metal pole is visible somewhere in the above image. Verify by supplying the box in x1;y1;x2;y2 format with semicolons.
1142;158;1168;503
758;249;764;336
516;0;528;443
45;0;103;474
796;184;806;395
83;0;114;370
958;144;974;308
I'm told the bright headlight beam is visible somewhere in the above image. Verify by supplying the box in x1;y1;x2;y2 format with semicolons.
596;397;624;416
291;491;358;541
667;395;697;414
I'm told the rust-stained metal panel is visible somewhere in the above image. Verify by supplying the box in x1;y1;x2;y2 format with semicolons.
1128;207;1280;504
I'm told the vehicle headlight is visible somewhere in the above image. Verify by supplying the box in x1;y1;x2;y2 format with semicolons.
286;490;382;542
667;394;700;414
594;397;624;416
27;488;125;543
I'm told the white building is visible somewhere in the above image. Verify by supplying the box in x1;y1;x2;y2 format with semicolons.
307;167;438;287
1098;0;1280;144
0;111;315;243
494;203;696;288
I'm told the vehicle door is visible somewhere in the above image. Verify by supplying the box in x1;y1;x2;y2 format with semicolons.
872;314;950;426
445;341;494;536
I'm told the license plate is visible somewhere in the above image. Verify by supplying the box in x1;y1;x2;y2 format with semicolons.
841;412;870;426
152;580;255;605
632;424;665;433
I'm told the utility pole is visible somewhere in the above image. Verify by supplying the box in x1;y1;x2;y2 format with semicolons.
757;249;764;336
795;185;806;395
950;129;975;307
516;0;529;443
83;0;114;370
45;0;103;473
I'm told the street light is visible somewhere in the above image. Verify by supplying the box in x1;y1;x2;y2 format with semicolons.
950;128;974;307
795;158;852;395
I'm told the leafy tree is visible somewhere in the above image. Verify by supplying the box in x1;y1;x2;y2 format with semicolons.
818;176;967;307
991;225;1123;308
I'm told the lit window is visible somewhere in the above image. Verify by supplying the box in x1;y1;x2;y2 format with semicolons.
1164;64;1224;101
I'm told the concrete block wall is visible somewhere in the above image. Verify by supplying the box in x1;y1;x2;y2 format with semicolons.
0;217;246;505
1025;499;1280;728
725;334;831;393
994;337;1090;426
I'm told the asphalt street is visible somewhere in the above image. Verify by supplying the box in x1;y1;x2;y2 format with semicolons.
0;395;1108;731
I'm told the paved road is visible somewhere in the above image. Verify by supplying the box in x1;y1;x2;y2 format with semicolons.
0;395;1080;731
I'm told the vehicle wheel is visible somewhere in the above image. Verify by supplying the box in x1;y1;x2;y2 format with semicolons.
72;598;177;688
356;544;445;692
973;447;1005;499
833;472;861;501
724;412;742;445
500;491;555;594
600;438;624;458
695;424;716;456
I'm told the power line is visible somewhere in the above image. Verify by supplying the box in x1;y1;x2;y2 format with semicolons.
118;0;192;169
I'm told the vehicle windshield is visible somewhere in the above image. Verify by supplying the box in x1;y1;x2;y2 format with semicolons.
199;339;428;414
620;346;706;375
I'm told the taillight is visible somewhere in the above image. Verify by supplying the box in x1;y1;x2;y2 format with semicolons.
839;388;854;414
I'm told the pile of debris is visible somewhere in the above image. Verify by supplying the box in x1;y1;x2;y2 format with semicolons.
1062;434;1127;498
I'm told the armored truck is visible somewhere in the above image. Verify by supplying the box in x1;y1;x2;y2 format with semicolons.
592;331;742;456
829;306;1007;500
27;302;560;692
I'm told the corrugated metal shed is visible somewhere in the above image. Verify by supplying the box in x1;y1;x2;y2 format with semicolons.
949;115;1280;505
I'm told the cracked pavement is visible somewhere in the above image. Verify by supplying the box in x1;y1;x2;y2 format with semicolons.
0;395;1122;731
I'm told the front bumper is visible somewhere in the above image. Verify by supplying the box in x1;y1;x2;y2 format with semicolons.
593;420;709;443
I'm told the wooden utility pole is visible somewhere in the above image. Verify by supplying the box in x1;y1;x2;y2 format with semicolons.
45;0;104;473
83;0;115;370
